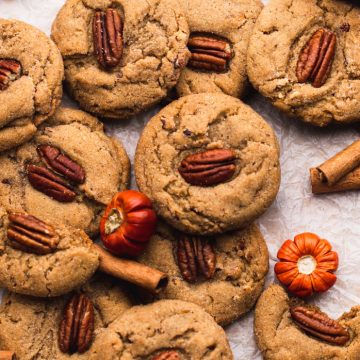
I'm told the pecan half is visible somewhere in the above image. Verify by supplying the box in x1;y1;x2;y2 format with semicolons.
7;213;59;255
37;145;85;184
0;59;21;91
59;293;94;354
152;351;181;360
178;149;236;186
296;28;336;88
27;165;76;203
176;235;216;283
187;35;233;73
93;8;123;69
290;306;350;346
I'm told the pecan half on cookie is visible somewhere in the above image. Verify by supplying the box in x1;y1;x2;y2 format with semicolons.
296;28;336;88
0;59;21;91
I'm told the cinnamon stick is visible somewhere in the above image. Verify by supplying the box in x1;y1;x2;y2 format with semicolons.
0;351;16;360
310;167;360;194
92;243;168;294
316;139;360;186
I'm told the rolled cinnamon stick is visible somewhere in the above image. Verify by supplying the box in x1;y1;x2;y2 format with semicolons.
0;351;16;360
310;167;360;194
316;139;360;186
92;243;168;294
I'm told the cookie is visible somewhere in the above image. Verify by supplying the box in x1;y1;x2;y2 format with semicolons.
0;208;99;297
247;0;360;127
0;107;130;236
137;222;269;326
93;299;233;359
0;274;134;360
0;19;63;152
176;0;262;98
254;284;360;360
51;0;190;120
135;93;280;235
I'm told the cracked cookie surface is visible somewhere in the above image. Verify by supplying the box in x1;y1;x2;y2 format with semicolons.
176;0;262;98
135;93;280;235
92;299;233;359
51;0;190;120
137;222;269;326
255;284;360;360
0;207;99;297
0;107;130;236
247;0;360;127
0;19;63;152
0;274;134;360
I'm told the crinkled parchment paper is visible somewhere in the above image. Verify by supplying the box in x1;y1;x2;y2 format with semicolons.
2;1;360;359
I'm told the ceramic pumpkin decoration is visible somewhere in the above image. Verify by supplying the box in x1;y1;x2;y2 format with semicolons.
274;233;338;297
100;190;157;257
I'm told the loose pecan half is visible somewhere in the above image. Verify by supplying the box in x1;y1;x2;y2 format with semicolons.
93;8;123;69
176;235;216;283
37;145;85;184
59;293;94;354
187;34;233;72
152;351;181;360
0;59;21;91
27;165;76;203
179;149;236;186
290;306;350;346
296;28;336;88
7;213;59;255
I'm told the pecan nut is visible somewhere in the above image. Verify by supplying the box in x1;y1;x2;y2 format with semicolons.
0;59;21;91
296;28;336;88
187;34;233;72
7;213;59;255
37;145;85;184
290;306;350;346
152;351;181;360
59;293;94;354
27;165;76;203
178;149;236;186
176;235;216;283
93;8;123;69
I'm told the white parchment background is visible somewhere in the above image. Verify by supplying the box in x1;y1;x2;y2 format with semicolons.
1;1;360;359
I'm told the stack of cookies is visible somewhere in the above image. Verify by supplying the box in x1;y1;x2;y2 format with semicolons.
0;0;359;359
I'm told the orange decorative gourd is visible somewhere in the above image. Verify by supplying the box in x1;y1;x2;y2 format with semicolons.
100;190;157;257
274;233;338;297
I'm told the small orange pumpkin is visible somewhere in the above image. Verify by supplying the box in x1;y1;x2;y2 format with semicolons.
274;233;338;297
100;190;157;257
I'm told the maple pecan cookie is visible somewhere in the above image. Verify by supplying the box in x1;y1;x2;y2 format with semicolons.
137;222;269;326
51;0;190;120
0;107;130;236
92;300;233;359
135;93;280;235
176;0;262;98
254;284;360;359
0;19;63;152
247;0;360;127
0;274;134;359
0;208;99;297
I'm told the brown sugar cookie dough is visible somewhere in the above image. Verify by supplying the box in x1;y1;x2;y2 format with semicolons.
0;107;130;237
0;274;134;360
254;284;360;360
247;0;360;127
176;0;263;98
137;222;269;326
92;299;233;359
135;93;280;235
0;207;99;297
0;19;63;152
51;0;190;120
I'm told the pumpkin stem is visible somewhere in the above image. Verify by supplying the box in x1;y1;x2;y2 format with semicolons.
297;255;317;275
105;208;123;235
